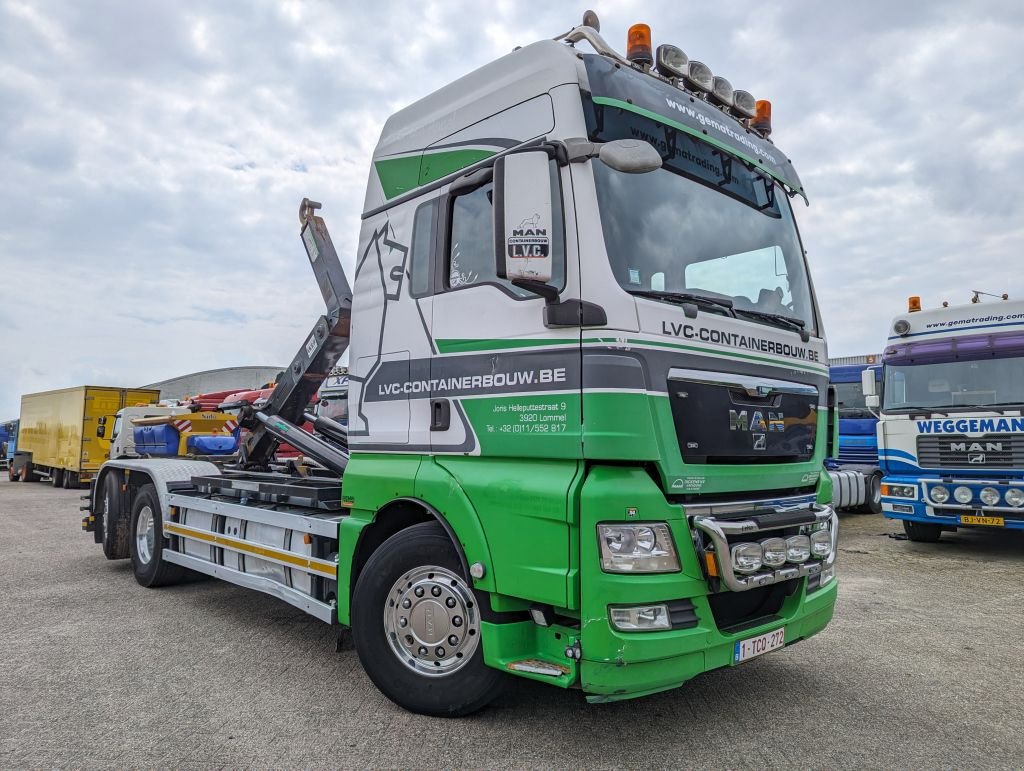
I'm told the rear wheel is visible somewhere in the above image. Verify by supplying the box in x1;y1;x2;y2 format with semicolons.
19;462;37;482
51;469;64;487
866;472;883;515
351;522;505;717
904;520;942;543
9;464;19;482
101;472;130;560
129;484;185;587
63;471;79;489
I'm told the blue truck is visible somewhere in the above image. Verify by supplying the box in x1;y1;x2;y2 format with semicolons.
1;419;17;473
828;356;882;513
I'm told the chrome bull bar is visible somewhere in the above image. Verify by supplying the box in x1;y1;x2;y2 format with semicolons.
692;505;838;593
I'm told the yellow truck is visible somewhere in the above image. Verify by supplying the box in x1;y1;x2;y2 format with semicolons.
9;386;160;488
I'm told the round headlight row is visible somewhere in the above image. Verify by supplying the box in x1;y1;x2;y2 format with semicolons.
730;533;831;574
935;485;1024;508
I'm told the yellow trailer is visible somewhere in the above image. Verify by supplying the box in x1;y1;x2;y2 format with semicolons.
11;386;160;488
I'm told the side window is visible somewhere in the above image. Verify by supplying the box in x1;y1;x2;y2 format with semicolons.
446;160;565;297
409;199;436;298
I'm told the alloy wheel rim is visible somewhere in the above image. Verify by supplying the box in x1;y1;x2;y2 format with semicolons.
383;565;480;677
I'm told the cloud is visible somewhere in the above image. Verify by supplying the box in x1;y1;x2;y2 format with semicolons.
1;1;1023;417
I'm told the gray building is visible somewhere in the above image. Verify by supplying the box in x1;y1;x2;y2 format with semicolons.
142;366;284;402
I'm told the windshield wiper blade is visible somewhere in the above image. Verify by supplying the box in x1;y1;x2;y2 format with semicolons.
733;308;810;341
627;289;736;317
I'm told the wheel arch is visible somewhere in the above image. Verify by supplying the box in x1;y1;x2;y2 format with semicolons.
339;492;494;627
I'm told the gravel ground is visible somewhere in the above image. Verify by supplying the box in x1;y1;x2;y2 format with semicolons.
1;475;1022;770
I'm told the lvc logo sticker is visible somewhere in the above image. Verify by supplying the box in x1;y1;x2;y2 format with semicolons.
507;214;550;259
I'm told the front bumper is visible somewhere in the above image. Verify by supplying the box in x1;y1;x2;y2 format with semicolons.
578;466;839;701
881;474;1024;530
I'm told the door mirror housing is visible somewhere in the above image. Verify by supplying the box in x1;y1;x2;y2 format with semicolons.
866;394;880;409
861;368;877;397
494;151;554;285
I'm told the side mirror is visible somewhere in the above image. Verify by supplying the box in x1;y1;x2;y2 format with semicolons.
98;416;107;426
494;151;553;284
861;369;877;398
597;139;662;174
866;394;880;409
96;425;106;438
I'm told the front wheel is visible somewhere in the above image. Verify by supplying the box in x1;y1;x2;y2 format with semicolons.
866;472;883;515
351;522;505;717
129;484;186;587
904;520;942;543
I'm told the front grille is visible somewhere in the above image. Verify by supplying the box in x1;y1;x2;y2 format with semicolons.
916;434;1024;469
837;447;877;463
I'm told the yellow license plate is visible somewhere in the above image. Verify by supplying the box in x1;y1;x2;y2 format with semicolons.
960;515;1004;526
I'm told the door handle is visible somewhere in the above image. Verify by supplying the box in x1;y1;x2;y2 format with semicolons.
430;398;451;431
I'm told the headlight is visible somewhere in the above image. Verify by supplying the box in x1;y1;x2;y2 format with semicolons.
979;487;1001;507
1005;488;1024;508
786;535;811;563
598;523;680;573
761;537;788;568
810;529;832;558
954;486;973;504
882;483;917;499
609;604;671;631
731;542;763;574
929;485;950;504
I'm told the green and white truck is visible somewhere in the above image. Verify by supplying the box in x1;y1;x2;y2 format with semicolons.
84;14;838;716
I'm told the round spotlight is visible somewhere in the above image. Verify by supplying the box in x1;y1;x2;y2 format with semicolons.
785;535;810;563
761;537;787;568
684;60;713;92
980;487;1001;507
731;89;756;119
731;542;763;574
810;530;832;559
893;319;911;336
1005;488;1024;508
953;486;973;504
930;485;950;504
655;44;688;78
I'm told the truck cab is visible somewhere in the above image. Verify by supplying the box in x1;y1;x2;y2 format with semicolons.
829;358;882;512
870;295;1024;541
85;16;838;715
106;406;191;459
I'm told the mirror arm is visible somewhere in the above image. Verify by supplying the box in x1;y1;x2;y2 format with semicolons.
512;279;560;304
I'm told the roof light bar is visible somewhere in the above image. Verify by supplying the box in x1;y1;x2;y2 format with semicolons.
655;44;688;78
731;89;756;119
684;60;713;92
710;75;734;107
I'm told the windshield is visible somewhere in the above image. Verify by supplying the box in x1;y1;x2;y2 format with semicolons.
317;394;348;424
112;414;123;440
587;106;817;333
883;355;1024;411
834;382;872;418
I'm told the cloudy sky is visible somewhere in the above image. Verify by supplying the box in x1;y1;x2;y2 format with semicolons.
1;0;1022;417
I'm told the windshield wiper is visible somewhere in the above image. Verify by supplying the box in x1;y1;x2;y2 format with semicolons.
627;289;736;318
733;308;810;342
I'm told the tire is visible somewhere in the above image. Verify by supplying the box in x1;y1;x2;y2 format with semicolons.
351;522;505;717
866;472;883;515
904;520;942;543
101;472;130;560
9;465;19;482
51;469;64;488
19;462;37;482
64;471;79;489
129;483;186;587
